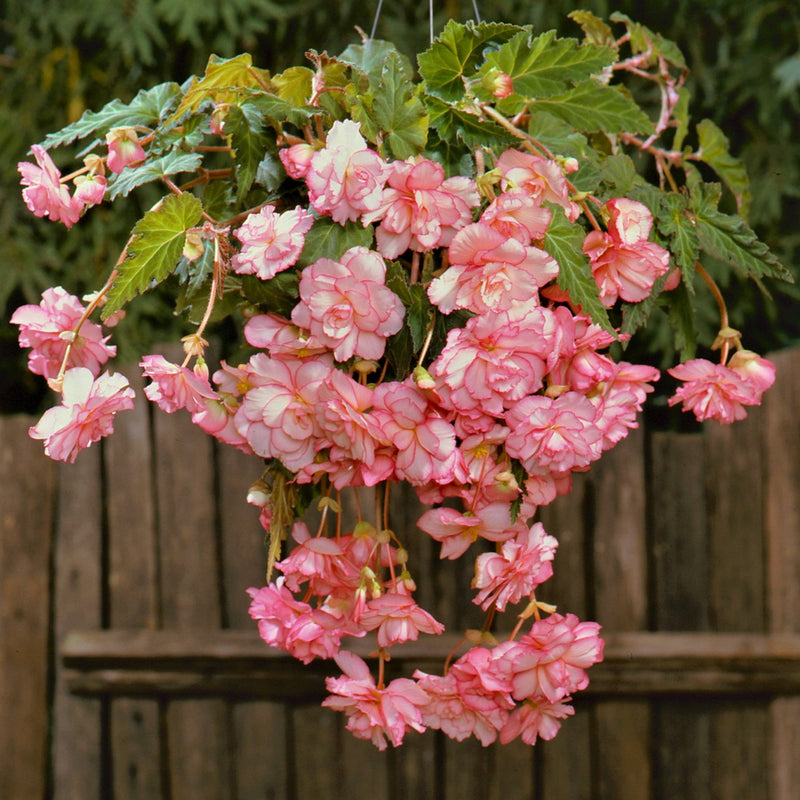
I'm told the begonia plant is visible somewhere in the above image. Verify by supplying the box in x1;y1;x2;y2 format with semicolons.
12;11;791;750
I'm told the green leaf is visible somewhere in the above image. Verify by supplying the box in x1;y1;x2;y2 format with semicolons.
337;39;413;86
41;83;182;149
656;193;698;283
171;54;270;123
477;29;616;102
226;103;267;203
598;153;641;196
534;81;654;135
106;152;204;200
297;218;374;267
385;260;413;305
272;66;314;106
373;51;429;159
384;262;431;352
568;10;617;48
417;20;522;102
247;90;313;128
665;280;697;360
671;86;691;152
696;118;752;217
240;272;298;317
544;205;614;332
690;184;792;282
103;192;204;319
426;96;515;150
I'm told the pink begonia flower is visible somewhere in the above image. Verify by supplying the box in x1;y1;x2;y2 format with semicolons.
232;205;314;280
359;592;445;647
191;398;254;455
583;198;671;306
727;349;776;396
140;354;219;414
590;361;660;450
72;173;107;207
279;143;315;179
247;579;349;663
495;149;580;221
499;697;575;745
29;367;135;463
234;354;332;471
361;156;479;259
372;380;464;487
480;189;552;243
292;247;404;361
472;522;559;611
11;287;116;379
667;358;762;423
244;313;329;360
505;392;604;476
501;613;604;703
306;120;389;223
105;127;146;174
417;646;514;745
417;503;519;560
323;651;430;750
18;145;83;227
547;307;617;391
430;307;559;419
414;670;508;746
428;222;559;314
276;521;349;595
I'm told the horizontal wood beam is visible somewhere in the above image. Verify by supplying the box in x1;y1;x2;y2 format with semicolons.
62;629;800;701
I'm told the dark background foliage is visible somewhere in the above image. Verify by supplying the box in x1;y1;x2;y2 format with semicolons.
2;0;799;413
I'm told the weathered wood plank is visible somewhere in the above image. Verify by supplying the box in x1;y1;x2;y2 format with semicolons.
153;405;230;798
52;446;104;800
0;416;57;800
591;429;652;800
705;407;769;799
537;470;591;798
105;368;163;800
217;443;290;800
650;432;711;800
764;348;800;800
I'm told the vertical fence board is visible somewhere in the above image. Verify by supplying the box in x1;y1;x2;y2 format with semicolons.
292;704;343;799
154;407;230;798
705;410;770;799
0;416;56;800
650;432;712;800
537;473;592;800
52;448;103;800
591;429;652;800
764;348;800;800
105;369;164;800
218;444;289;800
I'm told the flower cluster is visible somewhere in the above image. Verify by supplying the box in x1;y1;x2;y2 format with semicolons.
13;17;786;750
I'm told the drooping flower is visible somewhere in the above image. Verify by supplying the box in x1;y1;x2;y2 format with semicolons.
359;591;445;647
279;143;315;179
504;392;604;476
417;503;519;560
29;367;135;463
495;149;580;221
234;353;332;471
499;697;575;745
232;205;314;280
11;287;116;380
140;354;219;414
305;120;388;223
362;156;479;258
583;198;671;306
667;358;761;423
18;145;83;227
472;522;559;611
428;222;559;314
291;247;404;362
105;127;146;173
480;189;552;243
323;651;430;750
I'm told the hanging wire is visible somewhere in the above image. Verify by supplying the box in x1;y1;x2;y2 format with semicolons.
370;0;482;43
369;0;384;40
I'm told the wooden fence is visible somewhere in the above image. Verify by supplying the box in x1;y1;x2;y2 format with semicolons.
3;347;800;799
